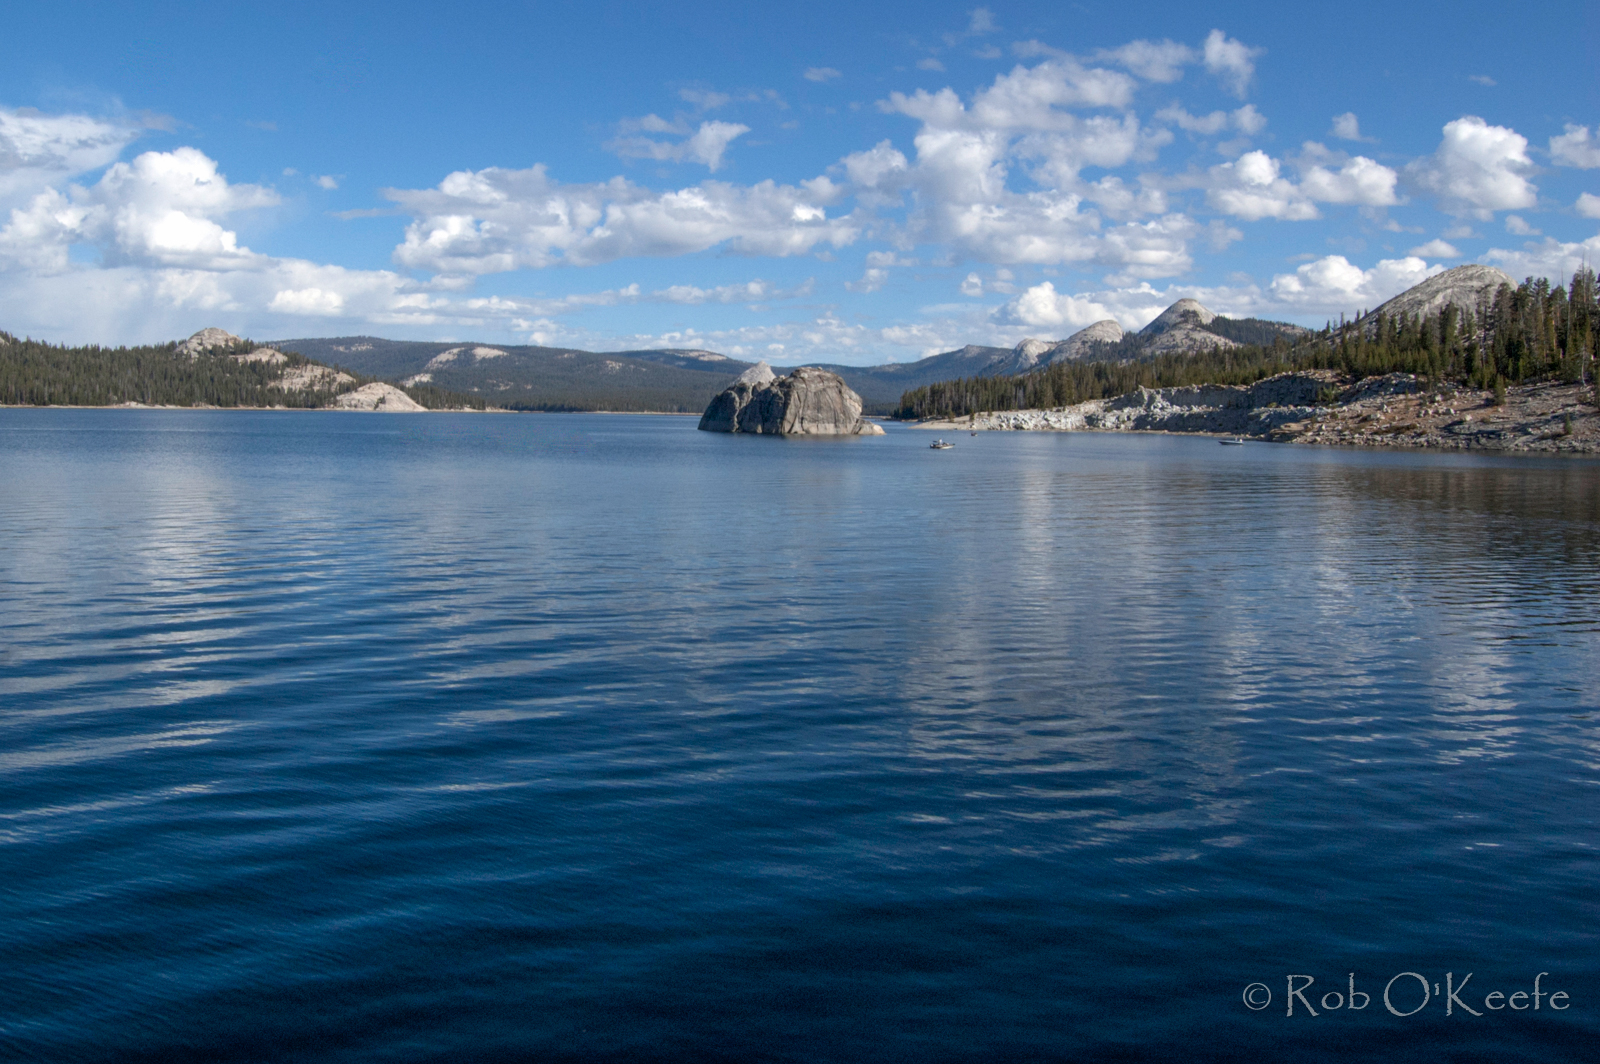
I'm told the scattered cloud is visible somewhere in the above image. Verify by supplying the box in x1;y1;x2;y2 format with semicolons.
989;255;1438;333
1407;239;1459;258
1330;112;1370;142
845;267;888;292
917;58;945;72
386;164;855;274
678;88;732;111
1488;233;1600;282
1468;75;1496;87
1202;30;1262;98
1266;255;1440;313
607;120;751;171
1406;116;1535;217
0;107;147;209
1549;124;1600;168
5;42;1592;359
1094;39;1196;83
1156;104;1265;137
967;7;997;34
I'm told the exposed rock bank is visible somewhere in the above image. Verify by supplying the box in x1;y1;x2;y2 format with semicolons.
1367;264;1513;325
330;382;427;411
699;363;885;435
921;372;1599;454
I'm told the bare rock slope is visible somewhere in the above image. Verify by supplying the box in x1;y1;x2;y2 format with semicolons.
1050;319;1125;362
176;328;244;358
1138;298;1239;355
331;382;426;412
699;363;884;435
1368;264;1513;324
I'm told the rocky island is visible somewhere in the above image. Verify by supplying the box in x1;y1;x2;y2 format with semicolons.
699;363;885;435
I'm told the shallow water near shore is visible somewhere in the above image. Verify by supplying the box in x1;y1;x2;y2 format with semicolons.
2;408;1597;1062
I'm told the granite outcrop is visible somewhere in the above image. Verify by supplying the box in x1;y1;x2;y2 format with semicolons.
1367;264;1512;325
924;371;1598;453
699;363;885;435
1138;299;1240;355
175;328;244;358
330;382;427;411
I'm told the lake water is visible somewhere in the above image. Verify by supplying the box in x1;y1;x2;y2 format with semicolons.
2;409;1597;1062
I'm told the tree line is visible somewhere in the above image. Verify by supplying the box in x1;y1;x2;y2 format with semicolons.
0;333;486;410
895;272;1600;420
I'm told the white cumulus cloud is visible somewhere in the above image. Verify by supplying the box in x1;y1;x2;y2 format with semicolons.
386;165;856;274
1407;239;1459;259
1407;116;1536;218
1267;255;1440;312
1206;151;1318;220
1299;155;1399;206
0;146;277;273
992;280;1117;328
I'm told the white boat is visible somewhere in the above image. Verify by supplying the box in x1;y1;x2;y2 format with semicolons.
930;439;954;449
1219;438;1247;446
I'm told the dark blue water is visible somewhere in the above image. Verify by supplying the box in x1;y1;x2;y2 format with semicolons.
2;409;1597;1062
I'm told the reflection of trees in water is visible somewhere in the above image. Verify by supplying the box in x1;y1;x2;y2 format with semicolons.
1341;462;1600;580
876;451;1600;858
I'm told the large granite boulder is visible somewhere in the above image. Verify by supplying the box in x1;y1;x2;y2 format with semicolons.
699;363;885;435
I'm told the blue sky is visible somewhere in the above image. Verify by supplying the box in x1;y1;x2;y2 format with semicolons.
2;0;1597;364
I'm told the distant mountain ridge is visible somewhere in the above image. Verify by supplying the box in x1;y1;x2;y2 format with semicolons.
272;299;1307;413
270;269;1515;414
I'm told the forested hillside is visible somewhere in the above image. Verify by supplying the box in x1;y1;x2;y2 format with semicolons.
0;332;486;410
275;336;749;413
896;272;1599;419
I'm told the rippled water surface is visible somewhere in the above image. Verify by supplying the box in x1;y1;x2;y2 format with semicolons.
2;409;1598;1062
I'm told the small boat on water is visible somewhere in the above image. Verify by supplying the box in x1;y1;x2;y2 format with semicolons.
1220;438;1247;446
930;439;954;449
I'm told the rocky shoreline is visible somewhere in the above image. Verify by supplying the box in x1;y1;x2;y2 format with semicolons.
914;372;1600;454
